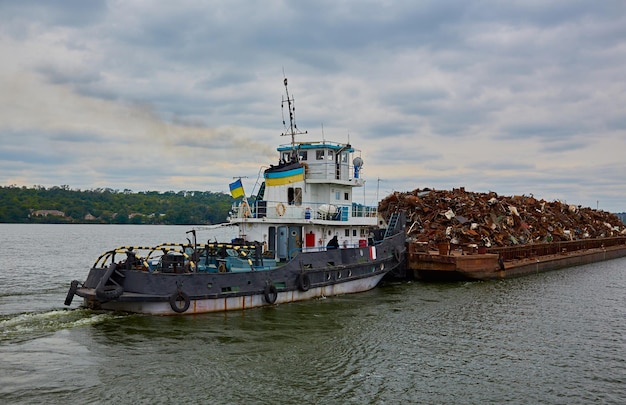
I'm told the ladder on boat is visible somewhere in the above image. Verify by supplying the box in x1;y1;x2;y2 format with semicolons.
384;211;400;239
251;182;266;215
254;182;266;205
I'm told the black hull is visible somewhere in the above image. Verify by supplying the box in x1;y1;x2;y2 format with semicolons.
74;232;406;315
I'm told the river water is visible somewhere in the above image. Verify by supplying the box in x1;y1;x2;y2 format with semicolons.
0;224;624;404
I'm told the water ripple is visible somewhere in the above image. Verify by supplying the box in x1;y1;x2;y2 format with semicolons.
1;225;626;404
0;309;121;344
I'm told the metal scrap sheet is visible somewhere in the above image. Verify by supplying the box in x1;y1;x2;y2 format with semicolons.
379;188;626;248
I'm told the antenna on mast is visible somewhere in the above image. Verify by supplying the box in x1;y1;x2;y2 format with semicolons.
281;77;307;160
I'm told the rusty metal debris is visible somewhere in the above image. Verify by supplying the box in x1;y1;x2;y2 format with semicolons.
379;187;626;249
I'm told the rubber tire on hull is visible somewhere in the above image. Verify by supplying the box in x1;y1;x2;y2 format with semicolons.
264;285;278;304
95;263;123;300
96;284;124;300
170;291;191;313
64;280;79;306
394;246;403;262
297;273;311;292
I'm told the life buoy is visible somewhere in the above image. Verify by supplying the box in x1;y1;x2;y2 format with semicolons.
264;284;278;304
297;273;311;292
276;203;286;216
170;290;191;313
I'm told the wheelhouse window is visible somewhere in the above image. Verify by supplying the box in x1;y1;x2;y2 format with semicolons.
288;187;302;206
316;150;325;160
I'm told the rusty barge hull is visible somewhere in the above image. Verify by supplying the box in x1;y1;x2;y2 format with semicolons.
408;237;626;281
409;253;500;281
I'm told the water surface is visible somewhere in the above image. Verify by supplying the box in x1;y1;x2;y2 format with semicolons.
1;224;624;404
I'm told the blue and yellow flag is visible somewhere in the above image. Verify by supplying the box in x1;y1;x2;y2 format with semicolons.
229;179;245;198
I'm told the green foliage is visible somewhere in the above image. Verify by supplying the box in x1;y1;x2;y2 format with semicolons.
0;185;233;225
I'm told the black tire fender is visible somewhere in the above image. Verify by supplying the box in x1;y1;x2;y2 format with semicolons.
394;246;403;262
297;273;311;292
169;290;191;313
64;280;79;306
96;284;124;300
95;263;122;300
264;284;278;304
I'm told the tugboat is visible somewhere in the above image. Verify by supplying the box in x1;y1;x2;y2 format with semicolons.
64;78;406;315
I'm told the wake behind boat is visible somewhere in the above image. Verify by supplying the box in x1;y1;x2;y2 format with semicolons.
64;78;406;315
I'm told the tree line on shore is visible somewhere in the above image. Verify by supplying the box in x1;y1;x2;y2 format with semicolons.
0;185;233;225
1;184;624;226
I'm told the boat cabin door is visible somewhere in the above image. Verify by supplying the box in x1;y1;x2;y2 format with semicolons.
277;226;302;261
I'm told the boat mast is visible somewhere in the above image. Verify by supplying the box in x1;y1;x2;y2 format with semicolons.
281;78;307;161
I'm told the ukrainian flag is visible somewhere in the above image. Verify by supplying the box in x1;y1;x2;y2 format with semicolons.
229;179;245;198
265;166;305;187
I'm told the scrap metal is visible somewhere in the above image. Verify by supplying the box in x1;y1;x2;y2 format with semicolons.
379;187;626;249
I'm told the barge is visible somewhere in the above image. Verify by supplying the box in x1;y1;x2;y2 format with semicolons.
407;237;626;281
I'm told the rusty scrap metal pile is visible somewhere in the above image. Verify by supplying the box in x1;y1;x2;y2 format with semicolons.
379;188;626;248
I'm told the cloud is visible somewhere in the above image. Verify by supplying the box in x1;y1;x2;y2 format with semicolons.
0;1;625;212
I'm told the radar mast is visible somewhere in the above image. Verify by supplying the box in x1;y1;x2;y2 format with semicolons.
281;78;307;161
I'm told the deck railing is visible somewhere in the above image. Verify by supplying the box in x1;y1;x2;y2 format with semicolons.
233;200;378;221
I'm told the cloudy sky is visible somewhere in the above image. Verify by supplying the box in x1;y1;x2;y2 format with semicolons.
1;1;625;212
